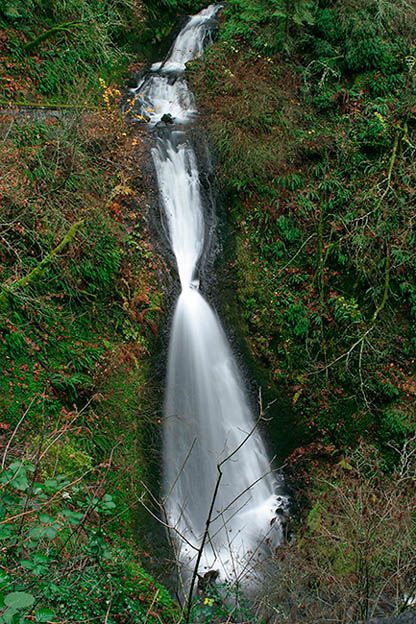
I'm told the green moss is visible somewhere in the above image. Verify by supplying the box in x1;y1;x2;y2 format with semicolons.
40;440;93;478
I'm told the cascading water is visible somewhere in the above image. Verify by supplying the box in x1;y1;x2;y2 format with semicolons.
132;5;287;586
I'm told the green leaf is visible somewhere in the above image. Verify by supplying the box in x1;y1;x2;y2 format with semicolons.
2;3;22;20
0;570;10;591
28;526;44;541
20;560;34;570
1;463;29;492
2;494;20;505
4;591;34;609
45;526;57;540
62;509;84;525
43;479;58;491
33;564;48;576
21;557;48;575
35;607;55;622
0;607;15;624
0;524;14;540
101;494;116;512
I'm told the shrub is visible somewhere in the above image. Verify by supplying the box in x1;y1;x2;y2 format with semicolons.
0;457;178;623
257;444;416;622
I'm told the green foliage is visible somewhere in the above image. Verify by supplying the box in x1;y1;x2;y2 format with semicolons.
0;460;177;623
331;296;362;324
189;581;260;623
287;302;310;337
1;592;35;624
0;0;31;21
0;114;126;426
140;0;209;46
221;0;316;52
189;44;300;193
40;440;93;478
0;68;169;620
309;0;414;83
0;0;149;103
379;408;414;445
191;0;416;458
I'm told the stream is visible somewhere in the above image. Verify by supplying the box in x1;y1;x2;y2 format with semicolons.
131;5;287;588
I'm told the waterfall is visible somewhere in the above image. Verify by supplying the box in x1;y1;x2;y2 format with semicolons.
132;4;287;585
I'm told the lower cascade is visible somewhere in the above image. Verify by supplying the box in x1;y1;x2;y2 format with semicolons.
132;4;287;585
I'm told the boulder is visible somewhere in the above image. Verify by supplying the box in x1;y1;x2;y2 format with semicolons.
161;113;174;124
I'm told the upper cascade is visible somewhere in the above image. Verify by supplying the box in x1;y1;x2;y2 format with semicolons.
153;5;222;73
130;4;221;125
152;134;204;289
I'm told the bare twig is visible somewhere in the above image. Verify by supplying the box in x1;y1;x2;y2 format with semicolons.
1;397;35;469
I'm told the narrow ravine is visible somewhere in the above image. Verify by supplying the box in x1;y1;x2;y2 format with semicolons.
131;5;287;588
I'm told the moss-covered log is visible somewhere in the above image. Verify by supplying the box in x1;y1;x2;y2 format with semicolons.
0;220;84;310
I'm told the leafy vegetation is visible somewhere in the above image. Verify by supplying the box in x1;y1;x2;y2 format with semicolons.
0;0;174;613
0;456;178;623
187;1;416;619
0;0;214;105
0;95;173;616
190;0;416;458
0;0;142;104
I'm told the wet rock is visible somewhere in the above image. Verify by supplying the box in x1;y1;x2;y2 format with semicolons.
161;113;174;124
127;76;138;89
197;569;219;593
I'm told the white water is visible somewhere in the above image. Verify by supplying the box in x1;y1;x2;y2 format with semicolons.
152;6;219;73
152;136;203;288
133;76;196;125
135;5;287;585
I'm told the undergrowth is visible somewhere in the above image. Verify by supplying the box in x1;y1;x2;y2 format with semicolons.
190;0;416;457
0;0;214;105
0;84;170;618
0;454;178;623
